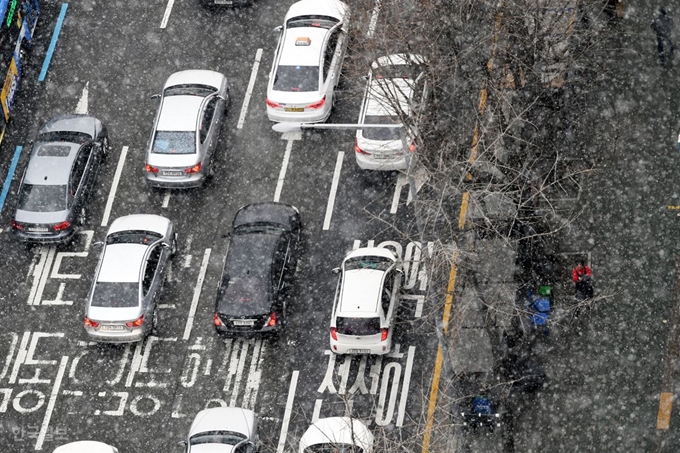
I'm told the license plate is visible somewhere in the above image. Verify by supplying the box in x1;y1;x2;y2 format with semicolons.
162;171;184;176
284;107;304;112
100;325;125;331
28;227;48;232
233;320;254;326
348;349;371;354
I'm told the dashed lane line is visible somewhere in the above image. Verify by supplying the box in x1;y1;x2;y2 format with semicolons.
238;49;263;130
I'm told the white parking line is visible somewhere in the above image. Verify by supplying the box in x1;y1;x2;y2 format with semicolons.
274;140;294;202
396;345;416;427
323;151;344;230
367;0;381;38
162;192;171;208
238;49;263;130
276;370;299;453
160;0;175;29
101;146;128;227
183;249;212;340
35;356;68;450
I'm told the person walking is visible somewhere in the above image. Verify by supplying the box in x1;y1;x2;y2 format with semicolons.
572;260;594;300
651;8;675;65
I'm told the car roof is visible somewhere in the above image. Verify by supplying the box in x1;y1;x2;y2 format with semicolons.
97;244;146;283
157;96;203;131
285;0;348;23
364;78;413;117
164;70;226;91
299;417;373;451
24;142;80;185
189;407;256;438
279;27;328;67
108;214;170;237
339;269;384;315
52;441;117;453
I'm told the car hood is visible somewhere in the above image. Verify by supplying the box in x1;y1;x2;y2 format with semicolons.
87;306;143;322
147;152;201;168
14;209;68;224
189;445;234;453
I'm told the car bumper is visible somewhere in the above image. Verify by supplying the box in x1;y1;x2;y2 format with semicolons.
330;339;391;355
85;326;149;343
145;173;206;189
215;323;281;338
267;106;331;124
355;152;407;171
12;227;77;244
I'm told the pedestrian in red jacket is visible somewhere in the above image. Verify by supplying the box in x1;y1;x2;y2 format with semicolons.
572;260;592;282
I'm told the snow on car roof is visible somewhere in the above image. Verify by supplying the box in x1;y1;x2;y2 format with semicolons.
279;27;327;67
365;77;413;117
97;244;146;283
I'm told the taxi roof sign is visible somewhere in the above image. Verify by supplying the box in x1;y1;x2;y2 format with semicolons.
295;37;311;46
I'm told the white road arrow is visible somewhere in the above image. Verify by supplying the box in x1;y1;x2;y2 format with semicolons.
75;82;88;114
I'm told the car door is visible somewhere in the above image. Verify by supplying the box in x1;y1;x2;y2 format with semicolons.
199;97;218;164
272;235;289;314
69;146;90;219
142;246;163;314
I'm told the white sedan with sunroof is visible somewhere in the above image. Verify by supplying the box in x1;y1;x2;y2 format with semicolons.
145;70;229;188
266;0;349;123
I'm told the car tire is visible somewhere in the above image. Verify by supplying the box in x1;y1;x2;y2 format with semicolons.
101;136;110;159
77;207;87;226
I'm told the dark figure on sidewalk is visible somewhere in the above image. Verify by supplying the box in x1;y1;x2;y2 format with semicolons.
604;0;624;19
572;260;594;301
651;8;675;65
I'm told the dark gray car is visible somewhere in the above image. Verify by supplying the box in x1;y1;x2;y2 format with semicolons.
11;114;109;244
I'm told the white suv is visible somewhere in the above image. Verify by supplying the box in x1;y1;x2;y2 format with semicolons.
329;247;402;355
266;0;350;123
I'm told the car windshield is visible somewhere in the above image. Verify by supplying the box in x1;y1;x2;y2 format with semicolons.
189;430;247;446
344;256;393;271
336;317;381;336
303;445;364;453
286;15;339;29
17;184;68;212
273;65;319;92
361;115;402;141
106;230;162;245
152;131;196;155
90;282;139;308
36;131;91;144
164;84;217;97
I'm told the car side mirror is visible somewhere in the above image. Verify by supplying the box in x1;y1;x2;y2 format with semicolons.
150;93;161;100
177;439;188;449
273;25;282;33
162;242;171;248
332;267;341;274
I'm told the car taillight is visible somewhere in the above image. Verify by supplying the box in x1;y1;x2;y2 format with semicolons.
145;164;159;173
306;96;326;110
84;317;99;328
330;327;338;340
185;162;202;174
266;312;277;327
355;139;371;156
381;328;389;341
126;315;144;328
52;221;71;231
409;141;416;153
266;98;281;108
10;220;24;230
214;312;223;327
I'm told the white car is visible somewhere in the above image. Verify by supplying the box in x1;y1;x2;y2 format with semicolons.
181;407;259;453
329;247;402;355
266;0;350;123
145;70;229;188
355;54;429;170
53;441;118;453
299;417;373;453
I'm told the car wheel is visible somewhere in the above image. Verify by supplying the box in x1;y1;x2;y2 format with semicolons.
77;207;87;226
101;136;110;159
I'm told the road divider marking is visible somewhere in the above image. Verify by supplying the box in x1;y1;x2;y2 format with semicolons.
277;370;299;453
101;146;128;226
39;3;68;82
183;249;212;340
162;192;170;208
274;139;294;202
323;151;344;230
35;356;68;450
75;82;89;114
238;49;263;130
160;0;175;29
0;145;22;214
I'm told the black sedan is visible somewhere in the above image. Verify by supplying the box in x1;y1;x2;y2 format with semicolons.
10;114;109;244
214;202;301;337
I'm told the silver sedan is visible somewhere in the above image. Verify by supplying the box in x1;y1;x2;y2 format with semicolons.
84;215;176;343
145;70;229;188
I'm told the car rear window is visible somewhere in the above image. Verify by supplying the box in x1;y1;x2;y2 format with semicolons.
90;282;139;308
17;184;68;212
36;144;72;157
273;65;319;92
286;15;339;29
336;317;381;336
344;255;393;271
152;131;196;155
362;115;402;141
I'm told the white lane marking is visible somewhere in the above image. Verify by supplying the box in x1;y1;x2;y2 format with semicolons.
41;283;72;305
323;151;344;230
276;370;299;453
30;247;56;306
367;0;381;38
229;340;250;407
274;140;294;202
183;249;212;340
243;340;264;410
101;146;128;226
183;255;193;268
312;398;322;423
75;82;89;114
0;332;18;381
35;356;68;451
238;49;263;130
8;332;30;384
390;173;407;214
160;0;175;29
125;342;144;387
51;230;94;279
397;345;416;427
162;192;171;208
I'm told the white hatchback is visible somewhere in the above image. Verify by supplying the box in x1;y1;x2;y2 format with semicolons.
355;54;429;171
329;247;402;355
266;0;350;123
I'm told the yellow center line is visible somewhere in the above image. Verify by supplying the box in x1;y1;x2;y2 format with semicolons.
657;392;674;430
458;192;470;230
